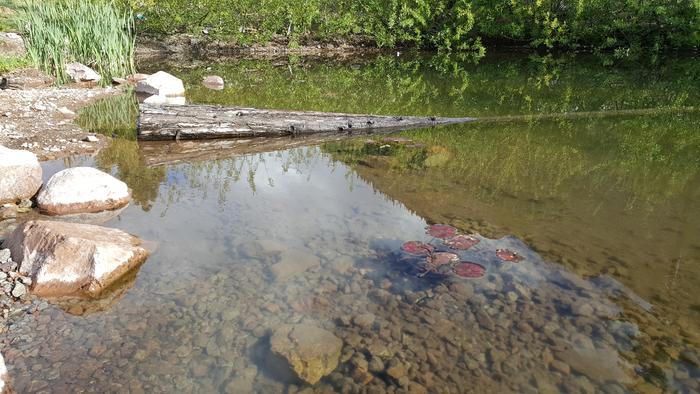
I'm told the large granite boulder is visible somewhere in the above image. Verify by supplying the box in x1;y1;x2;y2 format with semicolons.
0;145;42;205
135;71;185;97
270;323;343;385
37;167;130;215
4;220;149;297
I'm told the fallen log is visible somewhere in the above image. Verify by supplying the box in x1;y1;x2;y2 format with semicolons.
137;103;476;141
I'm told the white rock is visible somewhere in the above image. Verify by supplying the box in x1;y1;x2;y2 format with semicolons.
37;167;131;215
4;220;149;297
0;352;8;394
136;71;185;97
66;62;101;82
83;135;99;142
143;94;186;105
58;107;77;118
0;145;42;205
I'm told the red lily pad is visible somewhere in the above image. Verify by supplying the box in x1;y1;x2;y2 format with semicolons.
426;224;457;239
453;262;486;278
496;249;522;262
426;252;460;267
444;234;480;250
401;241;435;256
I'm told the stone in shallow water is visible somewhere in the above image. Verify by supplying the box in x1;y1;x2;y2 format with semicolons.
555;347;632;384
270;323;342;385
4;220;149;297
0;145;42;205
268;249;320;281
37;167;131;215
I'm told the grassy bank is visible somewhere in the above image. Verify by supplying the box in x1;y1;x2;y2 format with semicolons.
9;0;135;84
119;0;700;55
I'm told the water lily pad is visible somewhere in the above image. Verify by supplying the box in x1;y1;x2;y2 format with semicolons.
426;224;457;239
426;252;459;267
444;234;480;250
453;262;486;278
496;249;522;262
401;241;435;256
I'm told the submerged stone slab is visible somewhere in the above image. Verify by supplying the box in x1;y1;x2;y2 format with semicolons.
4;220;149;297
270;323;342;384
37;167;131;215
268;249;320;281
0;145;42;205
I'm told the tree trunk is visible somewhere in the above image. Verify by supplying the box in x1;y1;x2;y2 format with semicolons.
137;103;476;141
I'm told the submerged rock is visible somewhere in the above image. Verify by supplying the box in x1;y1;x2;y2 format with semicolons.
270;323;343;385
136;71;185;97
36;167;131;215
0;145;42;205
268;249;320;281
203;75;225;90
4;220;149;297
555;347;632;384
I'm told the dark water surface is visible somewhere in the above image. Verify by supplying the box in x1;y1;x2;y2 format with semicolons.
2;53;699;393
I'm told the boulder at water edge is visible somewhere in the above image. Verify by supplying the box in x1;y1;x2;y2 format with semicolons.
4;220;149;298
135;71;185;97
0;145;42;205
66;62;101;82
37;167;131;215
143;94;186;105
270;323;343;385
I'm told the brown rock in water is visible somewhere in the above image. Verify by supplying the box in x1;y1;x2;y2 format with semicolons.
202;75;224;90
268;249;320;281
0;145;42;205
4;220;149;297
270;323;343;384
36;167;131;215
555;347;632;384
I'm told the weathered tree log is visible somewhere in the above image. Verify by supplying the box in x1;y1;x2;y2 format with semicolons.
137;103;476;141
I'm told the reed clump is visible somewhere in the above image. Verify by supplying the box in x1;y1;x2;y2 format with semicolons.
15;0;135;84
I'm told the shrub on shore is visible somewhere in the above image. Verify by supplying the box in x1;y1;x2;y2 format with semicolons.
15;0;135;85
118;0;699;54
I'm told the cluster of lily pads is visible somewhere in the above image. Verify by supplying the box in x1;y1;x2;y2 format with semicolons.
401;224;522;279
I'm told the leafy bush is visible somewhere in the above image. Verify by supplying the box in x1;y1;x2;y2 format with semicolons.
119;0;699;53
15;0;135;84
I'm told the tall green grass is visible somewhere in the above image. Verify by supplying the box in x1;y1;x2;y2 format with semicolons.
15;0;135;84
76;91;138;139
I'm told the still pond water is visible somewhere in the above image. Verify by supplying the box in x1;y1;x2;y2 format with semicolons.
3;52;699;393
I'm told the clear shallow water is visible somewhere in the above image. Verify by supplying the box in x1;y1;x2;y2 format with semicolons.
2;52;700;393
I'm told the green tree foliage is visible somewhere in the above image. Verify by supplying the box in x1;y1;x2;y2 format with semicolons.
119;0;699;52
